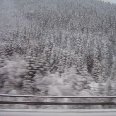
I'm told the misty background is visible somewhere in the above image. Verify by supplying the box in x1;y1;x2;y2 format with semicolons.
102;0;116;3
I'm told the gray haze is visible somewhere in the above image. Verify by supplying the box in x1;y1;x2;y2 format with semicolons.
102;0;116;3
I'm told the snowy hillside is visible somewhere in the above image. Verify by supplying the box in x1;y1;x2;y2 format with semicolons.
0;0;116;109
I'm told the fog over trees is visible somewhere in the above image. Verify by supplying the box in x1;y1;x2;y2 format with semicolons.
0;0;116;109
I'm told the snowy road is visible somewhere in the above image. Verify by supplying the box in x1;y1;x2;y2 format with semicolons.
1;109;116;116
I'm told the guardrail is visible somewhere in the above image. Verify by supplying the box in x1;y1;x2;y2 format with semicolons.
0;94;116;106
1;94;116;98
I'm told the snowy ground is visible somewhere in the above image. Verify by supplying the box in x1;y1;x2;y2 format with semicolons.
1;109;116;116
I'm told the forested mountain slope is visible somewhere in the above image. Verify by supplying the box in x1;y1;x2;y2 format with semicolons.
0;0;116;109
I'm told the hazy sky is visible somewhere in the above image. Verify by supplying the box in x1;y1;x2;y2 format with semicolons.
101;0;116;3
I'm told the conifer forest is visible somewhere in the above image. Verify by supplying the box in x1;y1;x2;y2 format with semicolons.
0;0;116;109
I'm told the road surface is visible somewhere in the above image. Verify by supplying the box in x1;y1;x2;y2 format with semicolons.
1;109;116;116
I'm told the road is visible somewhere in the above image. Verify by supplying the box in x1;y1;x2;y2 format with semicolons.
1;109;116;116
